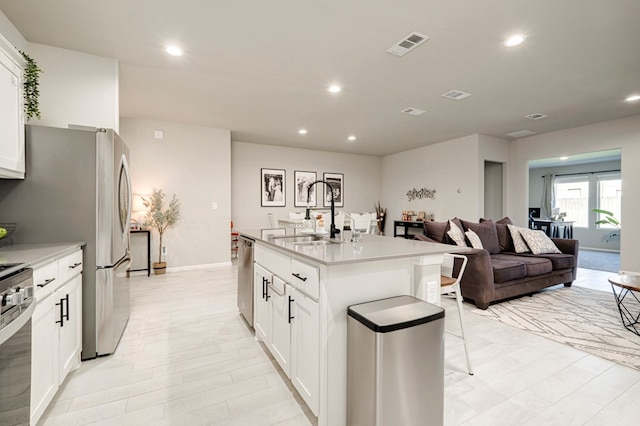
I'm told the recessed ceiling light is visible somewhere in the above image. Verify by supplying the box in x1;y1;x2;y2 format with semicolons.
559;156;569;161
504;34;526;47
298;129;307;135
328;85;342;94
347;135;356;141
165;45;184;57
626;94;640;102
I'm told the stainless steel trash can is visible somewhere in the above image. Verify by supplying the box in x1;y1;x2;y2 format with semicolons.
347;295;445;426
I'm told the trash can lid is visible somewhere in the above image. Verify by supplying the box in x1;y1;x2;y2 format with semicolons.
348;295;444;333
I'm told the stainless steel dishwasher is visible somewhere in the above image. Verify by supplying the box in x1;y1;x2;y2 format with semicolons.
237;235;255;326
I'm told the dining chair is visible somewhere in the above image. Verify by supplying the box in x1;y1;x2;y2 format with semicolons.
267;213;279;228
289;212;305;220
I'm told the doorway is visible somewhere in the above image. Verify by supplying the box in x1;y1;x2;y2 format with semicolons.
484;161;504;220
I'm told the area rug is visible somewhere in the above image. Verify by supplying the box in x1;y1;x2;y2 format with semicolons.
578;249;620;273
472;286;640;371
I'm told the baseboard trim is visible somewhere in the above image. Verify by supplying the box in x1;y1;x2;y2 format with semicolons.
165;262;232;273
579;247;620;253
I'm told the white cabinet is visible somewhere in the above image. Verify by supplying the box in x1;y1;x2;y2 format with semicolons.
0;33;26;179
253;263;270;343
269;278;292;377
290;287;319;415
31;248;83;425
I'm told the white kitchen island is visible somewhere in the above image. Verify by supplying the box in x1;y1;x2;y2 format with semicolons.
240;230;465;426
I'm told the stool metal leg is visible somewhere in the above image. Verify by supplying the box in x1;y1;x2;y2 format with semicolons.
454;285;473;375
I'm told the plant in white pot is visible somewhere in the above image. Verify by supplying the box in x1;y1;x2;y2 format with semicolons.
142;188;180;275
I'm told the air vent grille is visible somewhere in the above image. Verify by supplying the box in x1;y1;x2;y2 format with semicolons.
401;107;426;116
525;113;548;120
441;90;472;100
506;130;537;138
387;32;429;56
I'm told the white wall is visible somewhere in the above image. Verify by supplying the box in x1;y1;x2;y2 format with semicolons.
381;134;481;234
0;10;26;51
27;43;119;132
231;142;382;229
120;118;231;268
508;115;640;272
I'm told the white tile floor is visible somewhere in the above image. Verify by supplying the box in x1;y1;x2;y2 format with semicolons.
37;266;640;425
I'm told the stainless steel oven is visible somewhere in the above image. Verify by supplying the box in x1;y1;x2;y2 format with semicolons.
0;265;34;426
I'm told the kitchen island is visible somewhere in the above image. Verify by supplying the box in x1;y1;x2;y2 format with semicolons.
240;230;465;426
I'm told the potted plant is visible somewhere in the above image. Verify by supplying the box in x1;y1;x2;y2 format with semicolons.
142;188;180;275
592;208;620;242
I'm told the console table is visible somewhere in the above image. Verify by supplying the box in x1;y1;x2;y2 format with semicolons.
608;274;640;336
532;219;575;239
393;220;424;239
130;229;151;277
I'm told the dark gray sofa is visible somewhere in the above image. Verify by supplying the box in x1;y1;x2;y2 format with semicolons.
415;217;579;309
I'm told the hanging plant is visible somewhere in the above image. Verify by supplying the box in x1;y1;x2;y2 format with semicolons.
20;51;42;120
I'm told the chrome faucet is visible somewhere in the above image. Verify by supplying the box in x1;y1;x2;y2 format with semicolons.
305;180;338;239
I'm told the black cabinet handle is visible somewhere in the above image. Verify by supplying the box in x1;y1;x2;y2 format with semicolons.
265;280;271;301
288;296;295;324
55;298;65;327
63;294;70;321
69;262;82;269
262;277;267;299
291;273;307;282
37;277;55;288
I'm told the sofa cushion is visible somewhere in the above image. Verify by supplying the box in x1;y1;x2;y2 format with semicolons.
517;253;576;270
423;221;448;243
519;228;562;255
486;217;515;252
463;220;500;254
493;254;553;277
491;257;527;283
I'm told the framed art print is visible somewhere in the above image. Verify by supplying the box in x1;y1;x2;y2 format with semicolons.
294;170;317;207
261;168;286;207
323;172;344;207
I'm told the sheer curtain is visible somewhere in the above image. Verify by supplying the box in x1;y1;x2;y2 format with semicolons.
541;173;556;219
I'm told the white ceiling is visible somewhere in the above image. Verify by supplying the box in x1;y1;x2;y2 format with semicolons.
1;0;639;156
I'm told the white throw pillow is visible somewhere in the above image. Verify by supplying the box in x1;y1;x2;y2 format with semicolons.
507;224;531;253
465;230;483;249
447;220;467;247
519;228;562;255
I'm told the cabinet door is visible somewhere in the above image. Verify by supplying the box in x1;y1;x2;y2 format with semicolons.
57;274;82;382
30;295;58;424
253;263;271;342
0;36;25;179
290;287;319;415
269;280;291;377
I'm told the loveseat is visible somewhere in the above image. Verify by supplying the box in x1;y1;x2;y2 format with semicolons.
415;217;579;309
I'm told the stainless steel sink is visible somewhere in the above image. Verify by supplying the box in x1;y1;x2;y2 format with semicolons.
270;234;342;245
293;239;342;246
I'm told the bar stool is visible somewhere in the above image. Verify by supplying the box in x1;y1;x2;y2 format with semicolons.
441;253;473;375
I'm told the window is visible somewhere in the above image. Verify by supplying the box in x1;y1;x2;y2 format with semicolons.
554;176;589;227
597;175;621;228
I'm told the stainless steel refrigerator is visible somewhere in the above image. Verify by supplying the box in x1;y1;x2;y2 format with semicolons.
0;124;132;359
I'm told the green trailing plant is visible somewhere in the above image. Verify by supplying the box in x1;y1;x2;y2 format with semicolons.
20;51;42;120
592;208;620;242
142;188;181;263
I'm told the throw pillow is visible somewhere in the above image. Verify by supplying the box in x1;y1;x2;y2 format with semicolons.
519;228;562;255
462;220;500;254
446;220;467;247
507;224;531;253
495;217;515;252
423;221;448;243
465;230;483;249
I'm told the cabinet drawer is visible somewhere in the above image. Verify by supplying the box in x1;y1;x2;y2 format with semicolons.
290;260;319;300
255;244;291;281
33;261;59;300
58;250;83;283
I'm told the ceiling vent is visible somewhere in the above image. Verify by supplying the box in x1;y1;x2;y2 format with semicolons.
525;113;548;120
386;32;429;56
441;90;472;101
506;130;537;138
401;107;426;116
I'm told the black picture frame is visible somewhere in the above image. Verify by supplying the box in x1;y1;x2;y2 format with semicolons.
261;168;286;207
323;172;344;207
294;170;317;207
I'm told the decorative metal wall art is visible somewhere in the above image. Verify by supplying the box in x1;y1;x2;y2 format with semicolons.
406;188;436;201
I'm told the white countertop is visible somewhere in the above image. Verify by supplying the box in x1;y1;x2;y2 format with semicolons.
240;229;466;266
0;242;85;268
